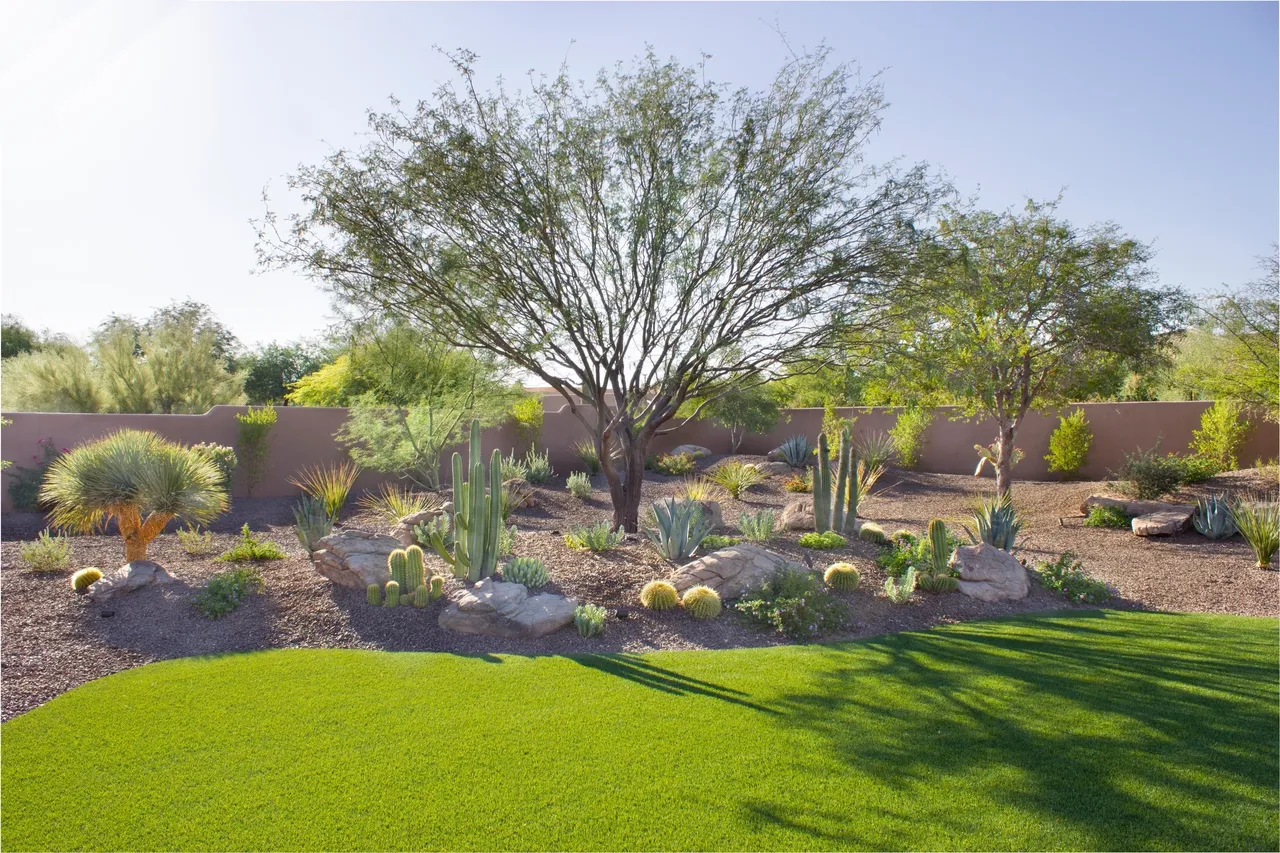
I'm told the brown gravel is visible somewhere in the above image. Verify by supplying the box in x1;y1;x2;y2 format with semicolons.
3;458;1277;720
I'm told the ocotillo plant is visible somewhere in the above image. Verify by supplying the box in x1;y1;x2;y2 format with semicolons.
426;419;504;582
814;427;858;534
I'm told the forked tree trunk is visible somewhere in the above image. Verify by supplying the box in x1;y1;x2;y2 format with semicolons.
602;434;650;532
118;509;172;563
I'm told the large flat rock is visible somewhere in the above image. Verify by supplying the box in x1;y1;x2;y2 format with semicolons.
87;560;178;602
668;543;797;600
1131;507;1193;537
1081;495;1193;518
438;578;576;638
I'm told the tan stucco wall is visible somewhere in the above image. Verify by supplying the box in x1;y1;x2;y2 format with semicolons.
2;401;1275;509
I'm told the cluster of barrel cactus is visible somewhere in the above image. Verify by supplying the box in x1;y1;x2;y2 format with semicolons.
814;426;858;535
369;544;446;609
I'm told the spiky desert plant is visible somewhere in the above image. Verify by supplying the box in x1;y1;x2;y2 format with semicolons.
523;448;554;484
292;496;333;552
388;549;408;590
814;427;858;534
739;509;777;542
678;477;718;503
857;522;887;546
681;585;722;620
500;451;530;483
430;576;445;600
40;429;228;563
424;420;505;582
823;562;861;591
289;461;360;519
566;471;592;499
918;519;960;593
573;438;602;474
852;460;885;509
502;556;550;588
639;580;679;610
404;545;426;592
646;497;713;562
384;580;400;607
775;434;814;467
359;483;440;526
366;583;382;606
399;593;413;606
413;584;430;607
71;567;103;593
1192;494;1237;540
969;493;1021;551
884;568;917;604
574;603;607;637
855;430;896;470
1231;498;1279;569
564;520;625;552
706;461;764;500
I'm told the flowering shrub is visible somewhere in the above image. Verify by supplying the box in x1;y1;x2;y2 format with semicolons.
1034;552;1111;604
735;564;852;641
5;437;64;510
782;471;812;493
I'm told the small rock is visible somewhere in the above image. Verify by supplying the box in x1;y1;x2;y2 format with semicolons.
438;578;577;638
86;561;178;602
615;606;633;620
949;544;1029;602
312;530;402;589
502;479;538;510
100;610;114;618
668;543;800;600
669;444;712;459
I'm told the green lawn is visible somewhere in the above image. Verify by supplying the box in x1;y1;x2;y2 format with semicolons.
3;610;1276;852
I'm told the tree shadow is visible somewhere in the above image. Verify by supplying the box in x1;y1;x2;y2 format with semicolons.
570;653;779;714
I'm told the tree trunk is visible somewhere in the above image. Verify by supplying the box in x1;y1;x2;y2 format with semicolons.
995;419;1016;499
603;434;650;532
730;426;743;454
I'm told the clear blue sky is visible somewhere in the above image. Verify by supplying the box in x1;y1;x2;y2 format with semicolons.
2;1;1276;348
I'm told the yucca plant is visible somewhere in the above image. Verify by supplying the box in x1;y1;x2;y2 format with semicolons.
855;431;896;470
968;493;1021;551
706;461;764;500
40;430;228;562
776;434;814;467
358;483;441;526
1231;497;1279;569
293;495;334;551
1192;493;1236;540
646;497;712;562
289;461;360;519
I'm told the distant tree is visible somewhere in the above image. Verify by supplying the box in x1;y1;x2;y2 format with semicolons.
240;342;323;404
682;384;788;452
0;344;103;412
876;197;1185;497
1;316;40;359
259;48;937;529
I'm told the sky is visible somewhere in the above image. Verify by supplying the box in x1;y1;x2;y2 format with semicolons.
1;1;1276;350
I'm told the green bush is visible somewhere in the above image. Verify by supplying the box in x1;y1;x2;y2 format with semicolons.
564;521;625;552
191;443;238;493
876;526;962;579
888;407;932;469
1045;409;1092;478
217;524;285;562
1173;453;1221;484
1084;505;1130;529
524;449;555;484
192;567;264;619
177;525;217;555
510;396;544;449
1116;443;1184;499
500;451;530;483
234;406;276;498
701;534;740;550
782;471;812;493
574;603;607;638
737;564;852;640
5;437;62;511
1035;552;1111;604
1191;400;1249;471
20;529;72;572
566;471;592;500
797;531;845;550
739;510;778;542
652;453;696;477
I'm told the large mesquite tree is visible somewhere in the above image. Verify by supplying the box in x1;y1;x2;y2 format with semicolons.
257;49;936;530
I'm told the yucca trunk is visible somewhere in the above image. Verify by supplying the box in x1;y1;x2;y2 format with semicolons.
117;507;172;562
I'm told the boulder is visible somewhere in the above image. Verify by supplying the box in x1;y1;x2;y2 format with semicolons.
1131;507;1193;537
668;543;798;600
669;444;712;459
438;578;577;638
312;530;402;589
691;499;724;530
87;561;178;602
780;497;815;530
503;479;538;510
391;503;451;547
750;461;794;477
1080;495;1192;518
949;544;1029;602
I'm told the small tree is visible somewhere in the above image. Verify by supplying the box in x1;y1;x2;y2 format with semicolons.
41;430;228;562
236;405;277;497
1045;408;1092;479
1190;400;1249;471
240;342;323;405
683;385;786;453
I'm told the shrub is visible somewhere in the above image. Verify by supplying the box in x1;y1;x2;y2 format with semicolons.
706;461;764;499
565;521;625;552
888;407;932;469
1035;552;1111;604
1173;453;1221;484
1191;400;1249;471
510;396;544;449
876;526;961;580
574;603;607;637
855;431;896;470
857;522;887;546
71;567;102;593
289;461;360;518
883;568;917;604
736;565;851;640
1045;409;1092;478
292;497;334;552
798;531;845;550
41;430;227;562
969;494;1021;551
1084;505;1130;529
739;509;777;542
652;453;696;477
573;439;601;474
177;525;217;555
646;498;712;562
217;523;285;562
500;451;530;483
502;556;549;588
701;534;740;550
1116;442;1184;500
1231;498;1279;569
677;477;718;503
821;400;855;451
891;529;915;544
5;437;62;511
524;449;554;485
639;580;679;610
566;472;592;499
192;567;264;619
190;443;238;493
681;585;722;620
783;471;812;493
775;435;813;467
1192;494;1236;540
235;405;277;497
358;483;440;526
823;562;861;591
20;529;72;571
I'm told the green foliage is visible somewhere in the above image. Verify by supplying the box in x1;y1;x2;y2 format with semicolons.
1192;494;1237;540
639;580;679;610
1173;453;1221;484
239;342;322;405
217;524;285;562
564;521;625;553
21;529;72;571
916;519;959;593
383;580;399;608
192;568;264;619
0;344;103;413
681;585;722;620
739;510;778;542
566;472;592;500
289;461;359;518
292;497;334;552
646;498;712;562
1085;505;1131;529
706;460;764;499
190;443;238;493
523;449;554;485
820;401;855;453
424;421;506;581
677;477;718;503
701;534;740;550
574;604;607;638
684;385;786;452
510;396;545;449
1117;443;1184;499
1;315;40;359
1045;409;1092;477
736;564;851;640
888;407;932;469
1190;401;1249;471
573;440;601;474
234;406;276;498
71;567;102;593
783;470;812;493
5;437;62;510
500;451;530;483
798;531;846;550
857;522;887;546
822;562;861;592
177;525;217;556
969;494;1021;551
876;526;962;581
501;557;549;589
775;435;814;468
854;431;896;471
1230;499;1279;569
1035;552;1111;604
883;568;917;604
366;583;382;606
358;483;440;526
652;453;696;477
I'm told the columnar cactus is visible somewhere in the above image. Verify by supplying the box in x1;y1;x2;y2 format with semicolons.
425;420;504;582
366;583;382;606
384;580;400;608
430;576;445;600
413;584;430;608
927;519;952;575
388;549;408;591
814;428;858;534
404;545;426;592
814;433;832;533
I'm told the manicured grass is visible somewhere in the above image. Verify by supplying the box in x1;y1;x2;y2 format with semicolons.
3;611;1276;852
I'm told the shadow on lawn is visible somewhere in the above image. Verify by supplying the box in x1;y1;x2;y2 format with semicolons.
571;653;779;714
747;610;1279;850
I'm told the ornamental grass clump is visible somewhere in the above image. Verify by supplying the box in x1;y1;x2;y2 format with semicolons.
358;483;440;526
706;461;764;499
855;430;896;471
289;461;360;519
639;580;679;610
40;429;228;563
565;520;625;552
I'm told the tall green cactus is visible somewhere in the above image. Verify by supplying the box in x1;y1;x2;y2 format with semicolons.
430;576;444;600
927;519;952;575
426;419;504;582
384;580;399;608
404;545;425;592
814;433;833;533
815;428;857;534
388;549;408;590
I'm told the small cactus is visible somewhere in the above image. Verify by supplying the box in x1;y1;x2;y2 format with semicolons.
388;549;408;590
574;603;607;638
502;556;550;588
857;523;888;546
413;584;430;608
891;529;915;543
639;580;679;611
405;545;426;592
366;583;382;606
823;562;861;591
430;576;445;600
681;585;722;620
71;567;103;594
399;593;412;607
384;580;400;608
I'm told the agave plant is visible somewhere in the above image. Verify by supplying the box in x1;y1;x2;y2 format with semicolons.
1192;493;1237;540
776;434;814;467
40;430;228;562
1230;497;1279;569
968;493;1021;551
646;497;713;562
293;495;334;552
